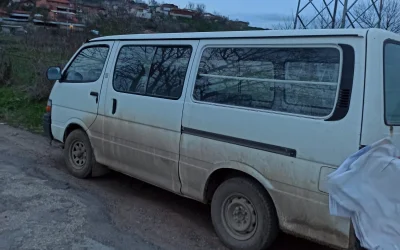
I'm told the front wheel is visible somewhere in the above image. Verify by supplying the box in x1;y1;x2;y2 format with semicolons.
64;129;94;178
211;177;278;250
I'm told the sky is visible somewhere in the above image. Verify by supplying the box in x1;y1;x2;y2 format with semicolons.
166;0;299;29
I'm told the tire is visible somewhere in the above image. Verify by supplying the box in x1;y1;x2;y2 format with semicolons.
211;177;278;250
64;129;94;179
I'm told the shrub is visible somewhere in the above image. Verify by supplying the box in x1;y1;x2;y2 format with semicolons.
0;52;12;86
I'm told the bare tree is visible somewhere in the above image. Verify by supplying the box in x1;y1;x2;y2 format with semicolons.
272;15;297;30
0;0;9;7
196;3;206;14
309;13;342;29
148;0;159;6
186;2;195;10
274;5;342;30
353;0;400;32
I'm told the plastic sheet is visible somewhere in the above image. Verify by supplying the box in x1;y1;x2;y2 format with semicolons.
327;138;400;250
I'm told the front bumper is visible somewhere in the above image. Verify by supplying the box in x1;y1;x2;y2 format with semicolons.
42;113;53;140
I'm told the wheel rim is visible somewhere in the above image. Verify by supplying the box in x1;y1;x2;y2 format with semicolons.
70;140;87;169
221;193;257;241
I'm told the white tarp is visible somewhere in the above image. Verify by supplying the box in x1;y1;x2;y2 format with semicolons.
327;138;400;250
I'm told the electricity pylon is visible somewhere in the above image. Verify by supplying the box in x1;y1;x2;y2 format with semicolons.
294;0;385;29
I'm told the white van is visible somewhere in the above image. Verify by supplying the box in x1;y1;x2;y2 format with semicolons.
43;28;400;250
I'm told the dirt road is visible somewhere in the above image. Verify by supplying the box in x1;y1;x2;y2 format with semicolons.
0;125;332;250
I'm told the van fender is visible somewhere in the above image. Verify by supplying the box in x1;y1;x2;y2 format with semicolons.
63;118;92;140
204;160;275;194
51;118;88;143
65;118;89;130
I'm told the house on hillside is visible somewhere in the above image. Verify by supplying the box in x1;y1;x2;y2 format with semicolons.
0;9;8;21
35;0;50;9
169;9;195;19
79;4;106;21
31;0;85;30
156;3;178;15
203;12;222;21
47;0;75;12
203;13;215;19
6;10;31;22
51;9;76;22
36;10;85;30
129;3;151;19
0;9;8;25
135;8;152;19
132;2;149;9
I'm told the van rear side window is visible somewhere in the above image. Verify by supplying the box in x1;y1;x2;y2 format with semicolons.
384;41;400;125
193;47;341;117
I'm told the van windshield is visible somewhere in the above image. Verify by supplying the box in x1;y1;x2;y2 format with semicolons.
384;42;400;125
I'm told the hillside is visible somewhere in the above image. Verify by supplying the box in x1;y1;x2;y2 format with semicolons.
1;0;264;35
91;14;264;36
0;1;266;131
83;1;265;36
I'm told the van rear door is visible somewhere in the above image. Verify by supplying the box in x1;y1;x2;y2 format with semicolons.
361;29;400;147
50;41;114;141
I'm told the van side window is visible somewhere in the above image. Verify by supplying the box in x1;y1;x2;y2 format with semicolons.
147;47;192;99
384;42;400;125
113;46;155;94
63;46;109;83
113;45;192;99
193;47;341;117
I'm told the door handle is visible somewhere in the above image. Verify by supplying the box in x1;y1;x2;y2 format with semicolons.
90;91;99;103
112;98;117;114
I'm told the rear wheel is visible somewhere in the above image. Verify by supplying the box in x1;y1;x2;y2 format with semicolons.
64;129;94;178
211;177;278;250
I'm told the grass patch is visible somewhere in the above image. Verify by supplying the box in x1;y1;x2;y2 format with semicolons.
0;87;46;133
0;34;70;133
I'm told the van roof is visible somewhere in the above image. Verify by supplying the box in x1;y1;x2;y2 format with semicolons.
90;28;377;42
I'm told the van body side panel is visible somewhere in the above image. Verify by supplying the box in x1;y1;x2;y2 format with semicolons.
180;37;366;248
361;29;400;147
91;40;199;193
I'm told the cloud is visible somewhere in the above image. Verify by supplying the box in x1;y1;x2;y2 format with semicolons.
229;13;294;28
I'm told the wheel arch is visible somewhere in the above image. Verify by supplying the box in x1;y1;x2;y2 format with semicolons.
63;118;89;143
203;161;275;203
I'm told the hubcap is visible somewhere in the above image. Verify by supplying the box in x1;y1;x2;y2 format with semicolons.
70;141;87;169
222;194;257;241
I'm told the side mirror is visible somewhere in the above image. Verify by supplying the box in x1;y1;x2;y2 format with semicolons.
47;67;62;81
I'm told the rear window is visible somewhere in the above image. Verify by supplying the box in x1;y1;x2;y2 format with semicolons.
384;41;400;125
193;47;341;117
